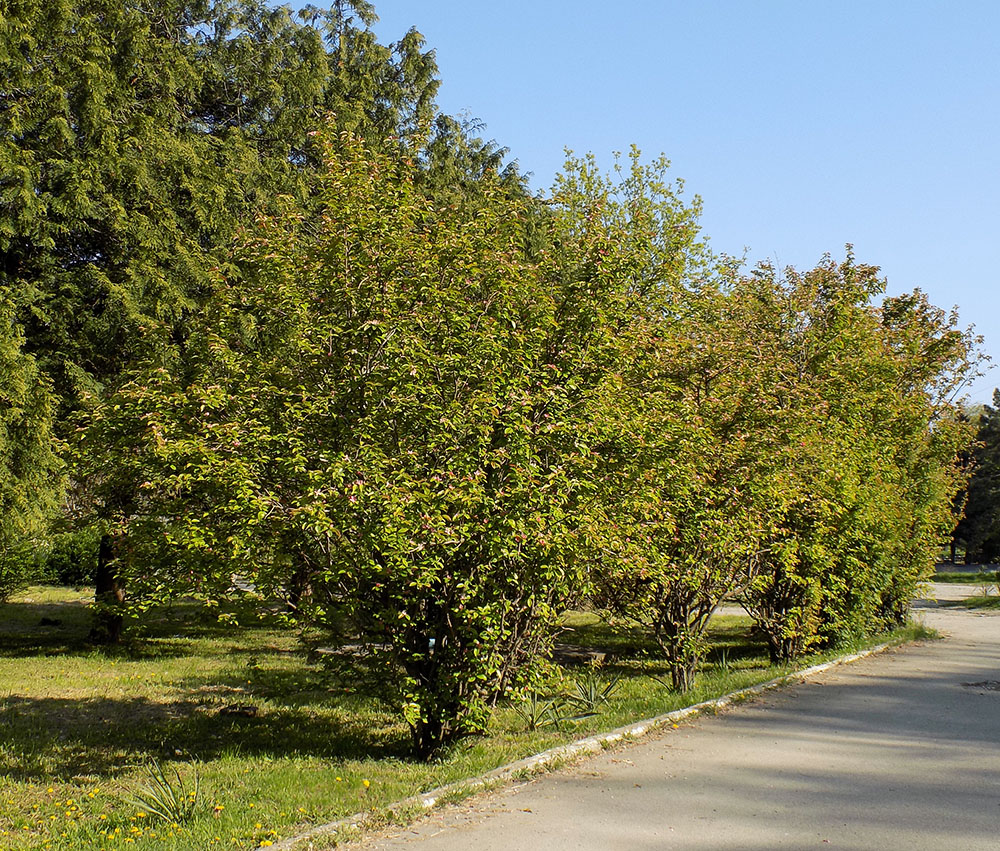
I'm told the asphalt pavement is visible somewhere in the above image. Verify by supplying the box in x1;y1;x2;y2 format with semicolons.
347;582;1000;850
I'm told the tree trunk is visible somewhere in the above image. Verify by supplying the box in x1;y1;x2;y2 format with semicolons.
89;533;124;644
669;656;695;692
286;563;313;613
411;715;448;761
766;632;801;665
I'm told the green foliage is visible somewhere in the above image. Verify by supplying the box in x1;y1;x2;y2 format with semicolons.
15;0;975;751
418;114;528;206
567;666;621;716
953;390;1000;563
2;0;442;408
576;152;778;690
38;527;101;586
2;0;443;637
513;691;568;732
81;123;976;744
83;130;623;757
0;293;60;601
740;259;978;660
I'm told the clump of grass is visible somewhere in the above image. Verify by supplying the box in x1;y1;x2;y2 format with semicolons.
933;570;999;585
128;758;200;824
513;691;566;732
567;664;621;717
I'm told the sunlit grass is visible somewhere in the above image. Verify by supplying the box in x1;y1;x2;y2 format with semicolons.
947;593;1000;610
0;587;928;850
933;570;999;585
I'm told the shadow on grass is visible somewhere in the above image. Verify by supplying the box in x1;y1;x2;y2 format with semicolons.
0;595;95;657
555;616;768;669
1;596;414;780
0;689;411;781
941;595;1000;610
0;595;291;660
1;592;774;786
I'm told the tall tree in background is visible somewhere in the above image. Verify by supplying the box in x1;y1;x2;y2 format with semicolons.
2;0;440;409
953;391;1000;563
1;0;442;639
0;292;60;600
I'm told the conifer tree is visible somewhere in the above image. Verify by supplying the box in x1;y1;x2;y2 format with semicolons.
1;0;440;639
0;293;60;600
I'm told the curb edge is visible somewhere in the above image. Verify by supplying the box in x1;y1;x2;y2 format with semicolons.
267;640;894;850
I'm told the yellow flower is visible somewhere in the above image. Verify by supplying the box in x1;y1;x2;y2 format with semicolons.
260;843;273;848
362;779;370;788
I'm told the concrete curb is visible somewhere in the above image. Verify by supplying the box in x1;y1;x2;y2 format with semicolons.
266;641;893;850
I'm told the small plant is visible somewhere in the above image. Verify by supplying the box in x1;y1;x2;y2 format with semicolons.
128;759;201;824
715;647;731;672
514;691;568;732
567;665;621;717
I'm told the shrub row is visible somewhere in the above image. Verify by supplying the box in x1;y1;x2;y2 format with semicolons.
69;132;977;757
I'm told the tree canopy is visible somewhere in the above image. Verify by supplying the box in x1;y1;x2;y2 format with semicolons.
953;391;1000;563
0;291;60;599
0;0;984;758
1;0;440;409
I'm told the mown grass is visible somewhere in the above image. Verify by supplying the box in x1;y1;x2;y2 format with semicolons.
947;593;1000;610
0;587;930;851
933;570;1000;585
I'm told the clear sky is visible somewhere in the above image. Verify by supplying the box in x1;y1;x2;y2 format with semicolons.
357;1;998;404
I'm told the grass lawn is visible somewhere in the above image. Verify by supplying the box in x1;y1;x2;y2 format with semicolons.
0;587;931;851
933;570;1000;585
955;594;1000;609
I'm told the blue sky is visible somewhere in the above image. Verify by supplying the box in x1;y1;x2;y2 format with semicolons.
358;1;998;404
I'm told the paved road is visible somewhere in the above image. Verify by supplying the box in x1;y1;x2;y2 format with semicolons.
351;583;1000;850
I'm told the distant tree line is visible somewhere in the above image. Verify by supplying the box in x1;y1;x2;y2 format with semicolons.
0;0;982;757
